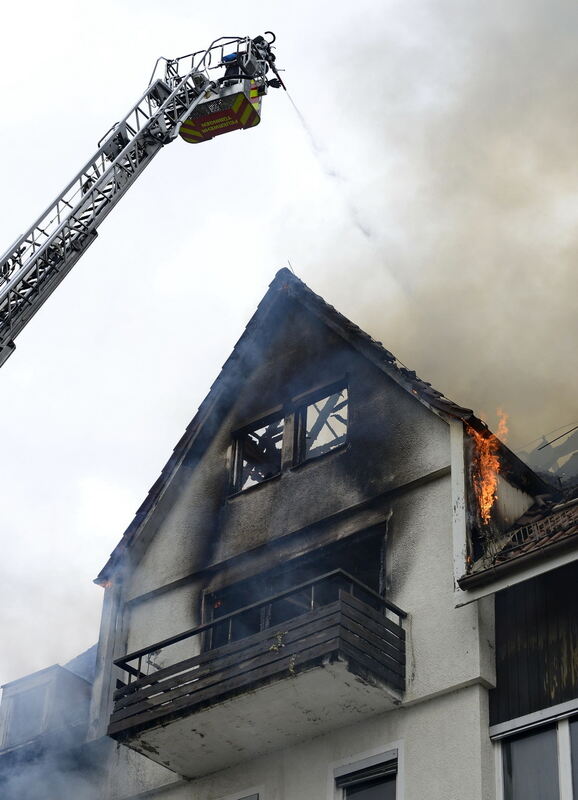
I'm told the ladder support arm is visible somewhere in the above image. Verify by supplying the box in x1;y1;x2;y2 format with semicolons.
0;33;281;365
0;73;214;355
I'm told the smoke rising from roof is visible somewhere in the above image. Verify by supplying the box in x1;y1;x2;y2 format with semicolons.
305;0;578;451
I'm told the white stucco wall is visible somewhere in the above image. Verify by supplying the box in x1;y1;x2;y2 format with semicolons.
99;468;496;800
105;683;495;800
388;477;495;702
91;305;497;800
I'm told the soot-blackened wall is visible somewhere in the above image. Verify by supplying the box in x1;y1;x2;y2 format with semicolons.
128;294;450;605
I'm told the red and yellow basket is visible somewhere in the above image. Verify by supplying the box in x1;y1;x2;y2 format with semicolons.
179;83;263;144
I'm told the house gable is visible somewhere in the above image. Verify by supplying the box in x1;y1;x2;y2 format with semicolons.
89;269;518;755
96;269;465;587
95;268;549;607
122;286;452;605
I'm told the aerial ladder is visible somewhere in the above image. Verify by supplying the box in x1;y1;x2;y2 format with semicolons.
0;33;285;368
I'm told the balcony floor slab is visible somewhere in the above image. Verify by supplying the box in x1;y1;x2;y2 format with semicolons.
118;655;401;778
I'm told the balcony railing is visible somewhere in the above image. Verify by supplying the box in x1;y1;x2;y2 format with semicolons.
109;570;406;742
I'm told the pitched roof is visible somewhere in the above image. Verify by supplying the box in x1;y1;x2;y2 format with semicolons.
64;644;98;684
95;268;545;584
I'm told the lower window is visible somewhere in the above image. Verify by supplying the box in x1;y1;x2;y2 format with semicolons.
501;714;578;799
336;760;397;799
503;726;559;800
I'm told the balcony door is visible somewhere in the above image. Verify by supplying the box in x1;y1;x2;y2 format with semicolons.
206;525;385;650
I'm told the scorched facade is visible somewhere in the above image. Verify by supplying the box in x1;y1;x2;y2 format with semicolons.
1;269;577;800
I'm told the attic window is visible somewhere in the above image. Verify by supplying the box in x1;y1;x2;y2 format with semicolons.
232;414;284;492
295;385;348;464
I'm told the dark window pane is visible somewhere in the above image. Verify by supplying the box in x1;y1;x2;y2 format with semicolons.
210;578;266;648
570;717;578;796
236;417;284;491
302;388;348;461
269;588;311;626
230;607;262;642
503;726;559;800
207;527;385;651
210;619;230;649
313;573;344;607
346;775;396;800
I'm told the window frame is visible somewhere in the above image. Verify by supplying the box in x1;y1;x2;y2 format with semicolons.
493;712;578;800
229;380;349;496
230;409;286;495
333;747;400;800
292;381;349;467
214;791;261;800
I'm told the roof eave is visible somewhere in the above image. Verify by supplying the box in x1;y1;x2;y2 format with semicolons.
458;532;578;590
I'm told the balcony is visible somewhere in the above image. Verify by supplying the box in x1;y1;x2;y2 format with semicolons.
108;571;406;778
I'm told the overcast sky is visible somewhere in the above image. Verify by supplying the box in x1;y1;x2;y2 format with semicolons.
1;0;578;685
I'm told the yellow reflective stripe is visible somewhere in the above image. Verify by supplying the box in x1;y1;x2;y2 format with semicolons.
180;121;204;131
180;124;203;135
240;104;253;125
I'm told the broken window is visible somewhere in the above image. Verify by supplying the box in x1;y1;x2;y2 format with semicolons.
295;385;348;464
232;414;285;493
230;381;348;493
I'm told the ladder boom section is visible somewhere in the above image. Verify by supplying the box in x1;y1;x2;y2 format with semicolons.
0;69;213;365
0;33;281;367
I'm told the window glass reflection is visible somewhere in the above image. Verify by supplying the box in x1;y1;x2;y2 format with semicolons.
345;775;396;800
503;726;559;800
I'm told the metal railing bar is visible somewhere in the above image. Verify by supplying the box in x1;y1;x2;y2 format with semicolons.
0;79;171;270
114;569;404;668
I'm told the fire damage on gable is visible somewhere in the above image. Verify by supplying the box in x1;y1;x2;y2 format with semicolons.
95;268;557;601
3;267;577;796
460;484;578;590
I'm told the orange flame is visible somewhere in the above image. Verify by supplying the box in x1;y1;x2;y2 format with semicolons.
470;409;509;524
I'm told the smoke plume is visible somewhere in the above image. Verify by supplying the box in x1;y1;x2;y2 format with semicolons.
306;0;578;452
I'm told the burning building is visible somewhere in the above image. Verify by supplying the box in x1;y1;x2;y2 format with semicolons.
1;268;577;799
